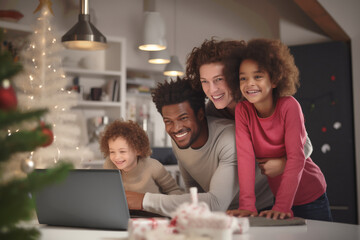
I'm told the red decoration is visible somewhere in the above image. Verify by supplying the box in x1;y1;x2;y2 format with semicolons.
0;79;18;111
0;10;24;22
321;127;327;133
331;75;336;81
40;122;54;147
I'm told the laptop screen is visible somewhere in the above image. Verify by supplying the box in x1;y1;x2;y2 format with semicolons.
33;169;130;230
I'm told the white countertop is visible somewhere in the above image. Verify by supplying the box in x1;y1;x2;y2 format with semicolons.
37;220;360;240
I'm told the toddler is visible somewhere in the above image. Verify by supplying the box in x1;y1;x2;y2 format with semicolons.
100;120;183;195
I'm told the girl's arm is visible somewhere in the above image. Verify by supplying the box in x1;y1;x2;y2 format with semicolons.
235;103;257;213
271;98;307;215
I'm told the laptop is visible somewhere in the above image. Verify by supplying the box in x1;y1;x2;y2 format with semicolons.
33;169;130;230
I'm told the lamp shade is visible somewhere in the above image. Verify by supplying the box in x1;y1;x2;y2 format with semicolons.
62;14;107;50
164;55;184;76
139;11;167;51
62;0;107;50
148;49;170;64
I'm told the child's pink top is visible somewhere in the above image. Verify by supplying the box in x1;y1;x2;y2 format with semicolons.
235;96;326;214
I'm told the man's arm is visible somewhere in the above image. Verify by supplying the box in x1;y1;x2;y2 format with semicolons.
304;132;313;159
177;160;202;192
142;128;239;217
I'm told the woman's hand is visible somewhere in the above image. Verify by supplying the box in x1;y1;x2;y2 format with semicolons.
259;209;292;219
226;209;258;217
256;156;286;178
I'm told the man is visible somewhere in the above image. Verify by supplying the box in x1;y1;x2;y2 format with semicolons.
126;77;274;217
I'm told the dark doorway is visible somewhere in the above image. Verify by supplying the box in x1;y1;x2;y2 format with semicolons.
290;41;357;224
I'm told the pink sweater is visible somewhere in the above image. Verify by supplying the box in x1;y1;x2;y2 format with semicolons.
235;96;326;214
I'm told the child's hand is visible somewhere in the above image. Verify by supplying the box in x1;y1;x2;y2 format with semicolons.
256;156;286;178
226;209;258;217
125;191;145;210
259;209;292;219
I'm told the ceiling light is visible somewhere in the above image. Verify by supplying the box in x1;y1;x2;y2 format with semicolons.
163;0;183;76
61;0;107;50
139;11;167;51
164;55;184;76
148;49;170;64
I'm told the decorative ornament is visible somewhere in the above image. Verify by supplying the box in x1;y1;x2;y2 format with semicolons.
33;0;54;15
0;79;18;111
40;121;54;147
333;121;342;130
321;144;331;154
21;155;35;173
321;127;327;133
310;103;315;112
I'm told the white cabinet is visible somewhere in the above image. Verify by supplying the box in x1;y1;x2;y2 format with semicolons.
126;69;171;147
1;20;126;162
1;20;126;121
62;37;126;121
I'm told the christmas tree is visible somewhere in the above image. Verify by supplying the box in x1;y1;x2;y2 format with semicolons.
0;31;72;239
12;3;93;169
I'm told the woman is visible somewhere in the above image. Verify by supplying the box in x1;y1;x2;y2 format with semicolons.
185;37;313;178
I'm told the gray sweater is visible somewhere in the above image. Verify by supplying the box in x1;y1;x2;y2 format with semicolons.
143;117;274;216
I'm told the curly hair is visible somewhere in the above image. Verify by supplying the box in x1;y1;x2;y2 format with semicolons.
151;77;206;115
99;120;151;159
186;37;246;92
224;38;300;101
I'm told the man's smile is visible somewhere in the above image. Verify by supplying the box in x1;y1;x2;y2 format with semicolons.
174;131;189;139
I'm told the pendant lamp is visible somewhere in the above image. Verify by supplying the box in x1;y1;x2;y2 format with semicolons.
61;0;107;50
148;49;170;64
139;11;167;51
163;0;184;76
164;55;184;76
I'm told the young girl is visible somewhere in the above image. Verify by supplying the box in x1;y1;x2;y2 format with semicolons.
226;39;332;221
99;120;183;195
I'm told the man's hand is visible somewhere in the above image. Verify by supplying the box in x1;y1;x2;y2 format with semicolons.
256;156;286;178
125;191;145;210
259;209;292;220
226;209;258;217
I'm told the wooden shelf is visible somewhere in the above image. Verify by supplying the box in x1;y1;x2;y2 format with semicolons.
75;100;122;108
0;20;32;36
64;67;122;78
